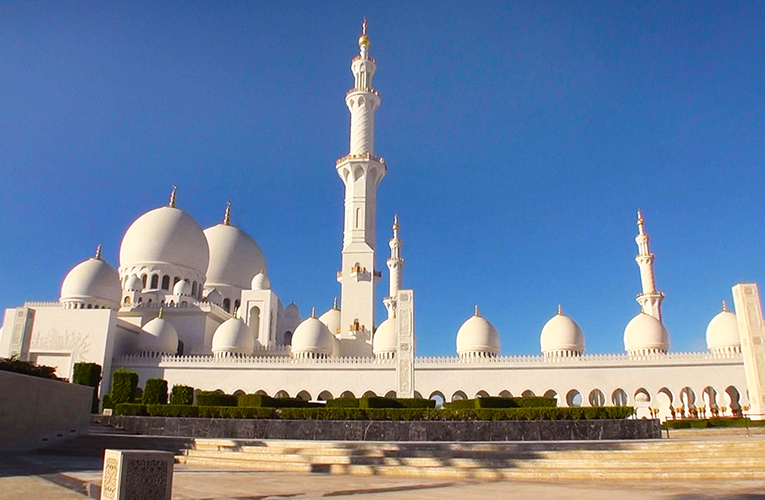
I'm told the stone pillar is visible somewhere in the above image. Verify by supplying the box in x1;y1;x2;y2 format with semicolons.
396;289;415;398
732;283;765;420
100;450;174;500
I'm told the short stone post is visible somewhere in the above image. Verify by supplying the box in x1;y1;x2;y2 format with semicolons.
100;450;174;500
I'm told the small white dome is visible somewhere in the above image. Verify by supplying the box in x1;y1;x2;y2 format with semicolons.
205;288;222;305
138;312;178;354
706;304;740;352
124;275;143;292
120;206;210;275
318;301;341;335
250;272;271;290
211;317;254;355
540;308;584;356
291;314;334;358
204;223;267;290
456;308;500;357
173;279;193;296
624;312;669;354
285;302;300;318
60;254;121;307
373;317;397;356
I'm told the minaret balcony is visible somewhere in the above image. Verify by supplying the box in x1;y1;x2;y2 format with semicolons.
346;87;380;97
336;152;386;166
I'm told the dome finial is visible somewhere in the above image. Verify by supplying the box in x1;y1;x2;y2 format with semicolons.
636;209;645;234
333;297;338;310
224;201;231;225
474;304;479;317
95;244;102;260
158;307;164;319
358;17;370;54
169;186;177;208
722;300;728;312
557;304;563;315
232;306;238;318
311;307;316;318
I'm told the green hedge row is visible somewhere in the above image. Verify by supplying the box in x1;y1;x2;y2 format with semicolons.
170;385;194;405
0;357;60;380
197;391;238;407
114;404;634;421
324;397;435;409
237;394;322;408
445;397;557;410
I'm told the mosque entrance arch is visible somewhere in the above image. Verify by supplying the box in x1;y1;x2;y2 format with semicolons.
725;386;741;412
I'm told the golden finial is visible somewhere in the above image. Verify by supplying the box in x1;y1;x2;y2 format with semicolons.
557;304;563;315
158;307;164;319
224;201;231;225
637;209;644;225
333;297;338;310
362;17;367;35
95;244;102;260
474;305;479;317
359;18;370;47
722;300;728;312
311;307;317;318
393;214;399;230
169;185;177;208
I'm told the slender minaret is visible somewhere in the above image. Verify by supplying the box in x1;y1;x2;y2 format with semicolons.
635;210;664;321
336;20;386;353
383;215;404;319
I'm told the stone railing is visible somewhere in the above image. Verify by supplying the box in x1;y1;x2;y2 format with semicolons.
336;153;386;166
23;301;63;308
114;354;390;367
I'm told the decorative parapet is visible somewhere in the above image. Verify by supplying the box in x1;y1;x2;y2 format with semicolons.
346;87;380;98
336;153;386;166
23;301;63;308
114;354;390;367
119;300;230;317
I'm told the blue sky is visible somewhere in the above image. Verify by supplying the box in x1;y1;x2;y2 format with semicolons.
1;2;763;356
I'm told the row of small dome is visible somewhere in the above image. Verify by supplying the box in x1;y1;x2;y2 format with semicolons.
60;195;268;308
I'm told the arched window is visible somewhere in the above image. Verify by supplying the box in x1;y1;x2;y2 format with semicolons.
223;298;231;312
141;274;147;287
284;331;292;346
123;296;131;305
173;276;180;286
234;299;240;310
150;274;159;289
161;275;170;290
191;282;197;297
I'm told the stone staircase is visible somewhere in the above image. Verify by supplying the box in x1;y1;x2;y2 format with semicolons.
176;435;765;480
40;422;194;457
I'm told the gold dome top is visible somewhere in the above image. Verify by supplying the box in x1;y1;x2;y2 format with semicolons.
358;34;370;46
358;18;369;47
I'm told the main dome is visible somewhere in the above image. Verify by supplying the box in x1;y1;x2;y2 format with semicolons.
120;206;210;274
456;308;500;358
624;312;669;354
60;253;121;308
540;308;584;356
204;223;267;290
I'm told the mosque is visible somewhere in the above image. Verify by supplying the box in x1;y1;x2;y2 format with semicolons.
0;23;755;421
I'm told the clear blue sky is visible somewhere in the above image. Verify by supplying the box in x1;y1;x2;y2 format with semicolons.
1;2;763;356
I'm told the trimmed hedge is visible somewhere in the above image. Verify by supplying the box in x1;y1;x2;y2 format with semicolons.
142;378;168;405
0;357;60;380
236;394;321;408
446;397;557;410
72;362;102;413
325;397;360;408
197;391;238;407
114;404;635;421
111;369;139;405
170;385;194;405
360;396;435;409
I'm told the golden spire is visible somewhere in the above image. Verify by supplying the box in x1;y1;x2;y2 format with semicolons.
474;305;479;317
169;185;177;208
637;209;645;234
362;17;367;36
722;300;728;312
358;18;370;48
95;244;102;260
158;307;164;319
333;297;338;310
311;307;316;318
224;201;231;225
557;304;563;315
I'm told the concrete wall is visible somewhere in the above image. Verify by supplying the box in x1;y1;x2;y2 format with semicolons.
0;370;92;451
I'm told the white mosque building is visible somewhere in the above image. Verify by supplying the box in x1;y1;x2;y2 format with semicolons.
0;23;756;421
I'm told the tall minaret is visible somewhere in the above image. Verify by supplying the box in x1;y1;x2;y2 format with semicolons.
336;20;386;355
635;210;664;321
383;215;404;319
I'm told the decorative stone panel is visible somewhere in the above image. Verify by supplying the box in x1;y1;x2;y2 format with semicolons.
101;449;173;500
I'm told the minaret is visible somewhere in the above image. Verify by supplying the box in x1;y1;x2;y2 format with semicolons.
635;210;664;321
336;20;386;355
383;215;404;319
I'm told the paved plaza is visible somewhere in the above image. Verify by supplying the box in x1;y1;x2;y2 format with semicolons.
1;451;765;500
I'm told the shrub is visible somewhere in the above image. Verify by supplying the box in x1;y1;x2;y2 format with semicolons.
147;404;199;418
325;397;361;408
169;385;194;405
111;369;139;405
446;396;558;410
397;398;436;409
512;397;557;408
114;403;147;416
72;362;102;413
142;378;168;405
196;391;237;407
0;357;60;380
103;393;114;410
237;394;321;408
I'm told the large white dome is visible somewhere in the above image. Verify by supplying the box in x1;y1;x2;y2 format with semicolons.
60;251;121;308
138;311;179;355
204;223;267;290
120;206;210;274
624;312;669;354
456;308;500;358
373;317;397;357
291;313;334;358
211;317;254;355
540;307;584;356
706;303;740;352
